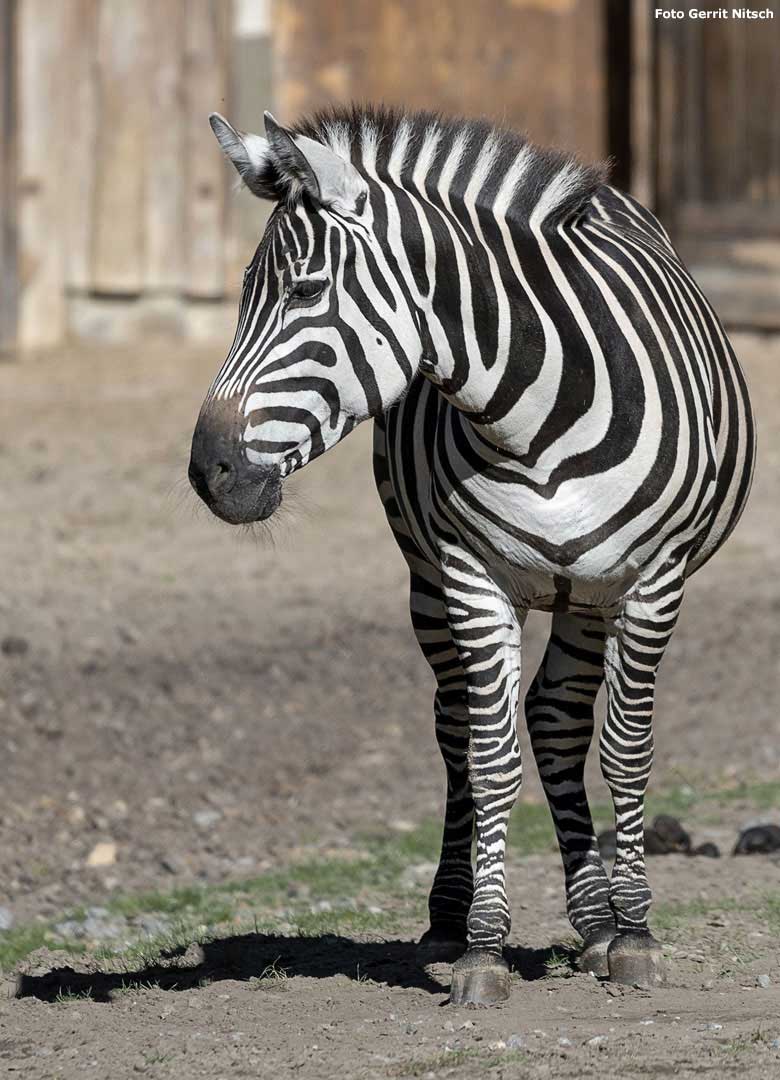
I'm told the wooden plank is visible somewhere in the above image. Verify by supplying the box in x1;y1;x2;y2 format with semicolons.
145;0;185;292
0;0;18;349
629;0;655;207
274;0;609;163
62;0;99;292
16;0;67;345
227;9;273;289
184;0;230;299
91;0;148;295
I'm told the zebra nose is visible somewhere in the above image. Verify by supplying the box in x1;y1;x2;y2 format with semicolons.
188;455;237;500
205;460;236;497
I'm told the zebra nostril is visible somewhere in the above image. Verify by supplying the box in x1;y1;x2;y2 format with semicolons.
206;460;236;496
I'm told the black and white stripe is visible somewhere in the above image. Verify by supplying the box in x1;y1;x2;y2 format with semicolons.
191;105;756;997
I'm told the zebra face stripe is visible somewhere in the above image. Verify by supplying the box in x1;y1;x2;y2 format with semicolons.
191;199;424;525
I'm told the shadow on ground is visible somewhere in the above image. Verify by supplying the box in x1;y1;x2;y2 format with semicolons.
13;933;569;1003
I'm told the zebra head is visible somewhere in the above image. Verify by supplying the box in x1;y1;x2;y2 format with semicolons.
189;111;424;525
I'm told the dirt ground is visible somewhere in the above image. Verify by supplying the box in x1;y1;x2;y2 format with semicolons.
0;332;779;1078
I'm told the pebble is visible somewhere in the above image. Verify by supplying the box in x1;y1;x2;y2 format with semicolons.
192;809;222;829
158;855;183;875
86;841;117;867
586;1035;608;1047
0;906;14;931
558;1037;572;1047
1;635;29;657
770;1038;780;1051
705;1022;723;1032
506;1034;524;1050
733;824;780;855
55;906;128;943
757;974;771;989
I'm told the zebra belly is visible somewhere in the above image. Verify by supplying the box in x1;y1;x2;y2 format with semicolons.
385;402;710;617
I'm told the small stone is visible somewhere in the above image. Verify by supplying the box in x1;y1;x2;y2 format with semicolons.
488;1040;506;1051
192;809;222;829
733;824;780;855
639;1018;654;1025
506;1034;524;1050
18;690;41;716
558;1037;572;1047
770;1037;780;1051
692;842;720;858
705;1022;723;1032
86;841;117;867
757;974;771;989
586;1034;608;1047
0;906;14;931
1;635;29;657
649;815;692;854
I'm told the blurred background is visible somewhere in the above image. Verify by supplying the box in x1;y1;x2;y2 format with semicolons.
0;1;778;931
1;0;779;351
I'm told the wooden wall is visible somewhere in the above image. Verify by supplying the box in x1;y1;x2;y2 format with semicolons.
0;0;273;347
654;12;780;328
274;0;608;165
3;0;251;348
0;0;16;350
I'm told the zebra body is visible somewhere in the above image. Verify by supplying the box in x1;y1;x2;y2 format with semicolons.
190;105;755;1003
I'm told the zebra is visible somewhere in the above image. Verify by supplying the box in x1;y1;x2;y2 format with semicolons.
189;104;755;1007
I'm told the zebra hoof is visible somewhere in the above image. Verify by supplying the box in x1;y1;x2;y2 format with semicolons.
578;925;617;977
449;950;510;1007
416;925;466;969
607;931;665;988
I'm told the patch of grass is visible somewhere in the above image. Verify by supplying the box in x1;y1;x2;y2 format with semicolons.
652;896;744;932
544;946;576;978
0;923;50;971
389;1047;527;1077
249;957;289;991
724;1029;770;1055
507;802;558;855
55;987;93;1003
107;886;234;926
292;908;402;938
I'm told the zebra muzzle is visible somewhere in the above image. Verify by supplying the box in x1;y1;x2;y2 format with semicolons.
189;427;283;525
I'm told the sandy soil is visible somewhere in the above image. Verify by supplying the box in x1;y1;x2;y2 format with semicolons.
0;333;778;1077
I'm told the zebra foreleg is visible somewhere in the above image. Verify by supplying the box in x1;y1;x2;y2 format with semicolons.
600;571;684;988
441;549;524;1006
405;572;475;966
525;613;616;976
416;688;474;967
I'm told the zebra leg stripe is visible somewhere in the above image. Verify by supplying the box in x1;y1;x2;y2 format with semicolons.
600;572;684;933
526;613;615;944
427;688;475;933
441;548;524;956
406;570;476;938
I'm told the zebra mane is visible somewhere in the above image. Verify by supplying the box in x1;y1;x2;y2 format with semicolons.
285;103;609;230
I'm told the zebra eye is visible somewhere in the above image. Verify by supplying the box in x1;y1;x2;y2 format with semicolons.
288;278;326;305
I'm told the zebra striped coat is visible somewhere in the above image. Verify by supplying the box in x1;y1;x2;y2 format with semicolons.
190;105;755;1005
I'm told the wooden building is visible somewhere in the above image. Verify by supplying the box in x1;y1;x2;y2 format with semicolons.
0;0;778;350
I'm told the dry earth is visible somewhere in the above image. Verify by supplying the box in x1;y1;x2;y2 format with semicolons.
0;333;778;1078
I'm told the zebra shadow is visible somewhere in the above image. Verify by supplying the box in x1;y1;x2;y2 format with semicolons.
13;932;567;1003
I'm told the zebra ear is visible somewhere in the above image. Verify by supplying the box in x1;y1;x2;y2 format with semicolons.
209;113;276;200
264;111;367;212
